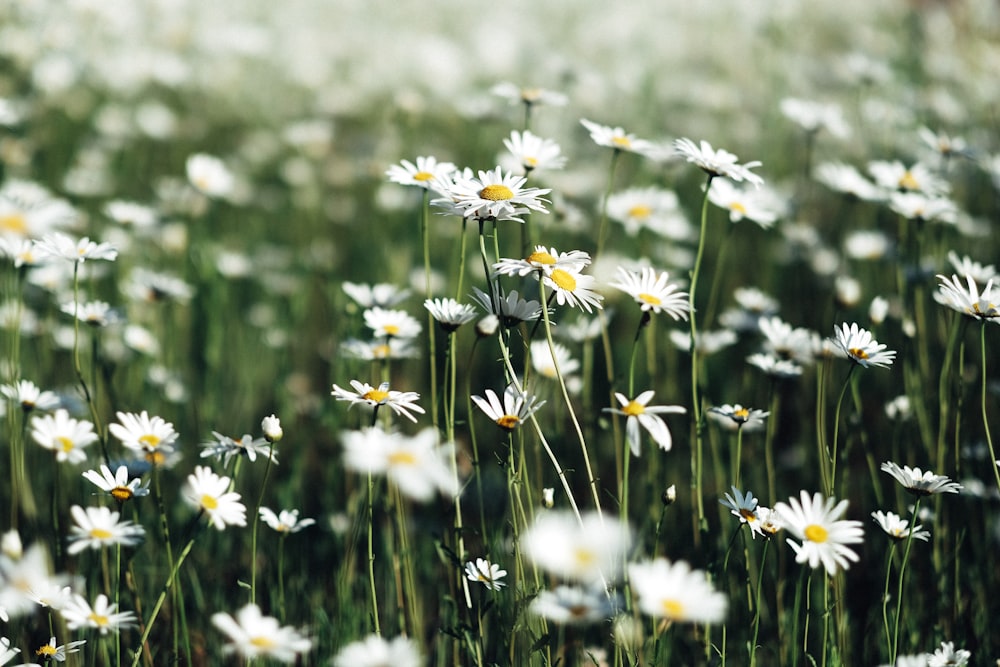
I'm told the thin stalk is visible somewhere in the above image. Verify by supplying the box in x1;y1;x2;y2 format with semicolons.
749;539;769;667
979;324;1000;494
881;544;895;661
829;365;857;495
421;188;439;431
366;470;381;636
250;450;275;605
890;498;921;664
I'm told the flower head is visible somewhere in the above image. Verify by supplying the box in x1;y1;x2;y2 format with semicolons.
673;138;763;186
386;156;456;189
470;286;544;328
424;298;477;332
471;384;545;431
580;119;655;157
342;281;411;309
709;404;769;431
107;411;179;456
341;427;458;502
34;636;86;662
720;487;764;538
261;414;283;443
32;232;118;264
186;153;234;198
61;593;137;635
529;585;616;625
0;379;60;412
492;82;567;108
211;603;312;663
82;465;149;502
927;641;970;667
363;307;422;339
708;178;784;228
200;431;275;465
871;510;930;542
604;391;686;456
775;490;864;575
881;462;962;496
609;266;689;319
182;466;247;530
522;511;630;584
935;274;1000;322
66;505;145;554
831;322;896;368
433;166;550;222
464;558;507;591
331;380;425;423
31;410;98;464
628;558;727;623
331;635;421;667
502;130;566;173
258;508;315;534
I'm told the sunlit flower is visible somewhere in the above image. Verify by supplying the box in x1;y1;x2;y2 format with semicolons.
386;156;456;189
529;585;616;625
720;487;764;537
673;138;763;186
775;490;864;575
880;461;962;496
33;635;86;662
182;466;247;530
628;558;727;623
530;340;580;379
470;286;543;327
342;281;410;308
746;353;803;378
831;322;896;368
331;380;425;423
186;153;234;198
868;160;948;196
31;410;97;464
609;266;689;319
543;265;604;313
889;192;957;223
471;384;545;431
123;268;193;303
363;306;422;339
261;414;283;443
759;316;814;364
935;274;1000;322
871;510;930;542
492;82;567;108
61;593;137;635
464;558;507;591
0;180;76;241
59;300;119;327
424;298;477;332
779;98;850;138
708;178;784;228
604;391;685;456
66;505;145;554
341;427;458;502
522;511;630;584
32;233;117;264
756;507;783;538
606;186;690;239
947;252;995;284
502;130;566;173
926;641;970;667
580;119;655;157
814;161;883;201
258;508;315;534
211;603;312;663
82;465;149;502
433;166;550;222
331;634;422;667
493;245;591;277
340;337;419;361
108;411;179;456
200;431;275;465
0;379;60;412
104;200;158;228
709;404;769;432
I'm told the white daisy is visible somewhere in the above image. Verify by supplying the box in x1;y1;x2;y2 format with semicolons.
530;340;580;379
946;252;995;284
211;603;312;663
491;82;567;108
0;379;60;412
464;558;507;591
775;490;864;575
871;510;930;542
580;118;655;157
331;380;425;423
386;156;456;189
363;306;422;339
935;274;1000;322
341;427;458;502
606;186;690;239
709;404;770;431
182;466;247;530
66;505;145;554
830;322;896;368
331;634;422;667
501;130;566;173
81;464;149;502
543;266;604;313
779;97;850;138
814;161;884;201
522;510;630;584
33;635;86;662
673;138;764;186
342;281;410;308
470;286;543;327
61;593;137;635
529;585;616;625
424;298;477;332
471;383;545;431
186;153;234;198
609;266;689;319
433;166;550;222
492;245;591;278
258;508;315;534
926;641;970;667
720;486;764;538
30;409;98;464
108;411;179;456
604;391;685;456
628;558;727;623
32;232;117;264
880;461;962;496
707;178;784;228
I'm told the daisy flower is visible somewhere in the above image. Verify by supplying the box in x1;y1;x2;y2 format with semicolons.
529;585;616;625
830;322;896;368
61;593;137;635
889;192;957;223
491;82;567;108
935;274;1000;322
775;490;864;575
492;245;591;277
927;641;970;667
530;340;580;379
258;508;315;534
82;464;149;502
464;558;507;591
331;380;425;423
543;265;604;313
707;178;785;228
880;462;962;496
341;427;458;502
186;153;234;198
108;411;179;456
32;232;117;263
627;558;727;623
211;603;312;663
868;160;948;196
30;409;98;464
918;127;970;161
104;200;158;228
522;510;631;584
340;338;419;361
709;404;770;431
424;298;477;332
60;300;119;327
261;414;283;443
947;252;995;283
609;266;689;319
814;161;884;201
0;379;60;412
580;118;655;156
363;306;422;339
604;391;686;456
779;97;850;138
606;186;690;239
331;634;422;667
470;286;543;327
471;383;545;431
871;510;930;542
433;166;550;223
66;505;145;554
756;506;783;538
123;268;193;303
342;281;410;308
0;638;18;666
200;431;275;465
385;156;456;189
34;636;86;662
501;130;567;173
759;316;814;364
720;486;764;538
673;138;764;186
182;466;247;530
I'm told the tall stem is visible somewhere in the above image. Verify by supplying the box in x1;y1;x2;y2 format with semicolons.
890;497;921;664
130;532;198;667
979;323;1000;494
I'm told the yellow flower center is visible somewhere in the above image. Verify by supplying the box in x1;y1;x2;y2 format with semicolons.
413;171;434;181
139;434;161;449
363;389;389;403
628;204;652;219
526;250;557;265
734;408;750;420
111;487;134;502
146;450;167;466
201;494;219;511
0;213;27;235
90;528;113;540
638;293;661;306
804;524;828;543
57;436;75;453
739;508;757;522
88;612;110;627
898;171;919;190
524;156;539;167
848;347;869;360
373;344;392;358
37;645;58;656
661;599;686;619
496;415;520;430
612;136;632;148
383;324;400;336
479;184;514;201
250;636;276;649
622;400;645;416
572;547;596;568
521;88;542;102
549;268;577;292
730;202;748;215
388;450;417;466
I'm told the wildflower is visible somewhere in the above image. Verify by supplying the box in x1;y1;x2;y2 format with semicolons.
464;558;507;591
200;431;275;465
605;391;685;456
871;510;930;542
709;404;769;431
844;230;892;260
531;340;580;379
82;464;149;502
662;485;677;506
32;233;117;264
721;487;764;537
475;314;498;337
493;245;591;278
470;286;543;328
0;638;19;666
186;153;234;198
775;490;864;575
182;466;247;530
814;162;883;201
831;322;896;368
341;427;458;502
363;306;422;339
946;252;995;284
542;487;555;508
606;186;690;239
492;82;567;108
580;119;655;157
108;411;179;456
31;409;98;464
759;316;814;364
0;380;60;412
386;156;456;189
522;511;630;583
0;238;40;267
342;281;410;309
433;166;550;222
672;138;763;186
780;97;850;137
756;507;783;538
529;585;616;625
34;636;86;662
424;298;477;332
331;635;422;667
471;384;545;431
123;268;193;303
0;180;76;241
104;200;158;228
881;462;962;496
746;353;803;378
868;160;948;196
66;505;145;554
502;130;567;173
340;337;419;361
261;414;282;443
935;274;1000;322
707;179;784;228
61;593;137;635
331;380;425;423
609;266;689;319
60;300;119;327
927;641;970;667
258;508;315;534
543;265;604;313
889;192;957;224
627;558;727;623
211;603;312;663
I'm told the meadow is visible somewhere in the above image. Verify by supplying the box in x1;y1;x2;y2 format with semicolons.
1;0;999;665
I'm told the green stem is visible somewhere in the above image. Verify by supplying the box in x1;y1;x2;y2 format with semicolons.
979;323;1000;494
689;174;714;538
749;539;769;667
250;450;275;605
421;189;439;431
890;498;921;664
829;365;856;495
881;543;895;661
367;471;381;635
